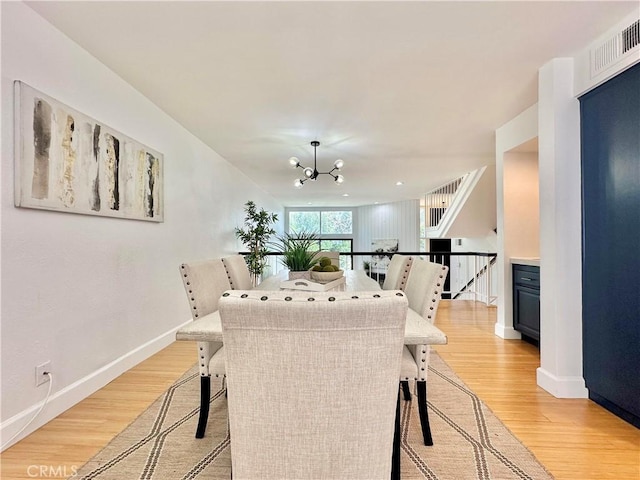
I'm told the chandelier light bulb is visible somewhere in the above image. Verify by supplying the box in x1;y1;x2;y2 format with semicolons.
289;141;346;188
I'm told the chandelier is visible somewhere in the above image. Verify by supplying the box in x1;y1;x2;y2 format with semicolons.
289;141;344;188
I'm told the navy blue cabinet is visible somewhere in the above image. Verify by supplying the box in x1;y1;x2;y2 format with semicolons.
580;62;640;427
512;264;540;343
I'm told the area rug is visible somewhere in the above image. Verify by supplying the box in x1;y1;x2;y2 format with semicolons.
74;353;553;479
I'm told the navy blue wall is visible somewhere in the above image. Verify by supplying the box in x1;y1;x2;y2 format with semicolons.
580;62;640;427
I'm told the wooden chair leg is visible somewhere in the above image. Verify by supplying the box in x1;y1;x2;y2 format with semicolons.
391;387;401;480
195;375;211;438
416;380;433;446
401;380;412;401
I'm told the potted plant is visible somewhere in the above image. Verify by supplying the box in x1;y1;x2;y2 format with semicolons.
362;260;371;277
235;201;279;286
273;230;320;280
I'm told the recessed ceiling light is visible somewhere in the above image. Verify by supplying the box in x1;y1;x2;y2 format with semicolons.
342;193;349;197
396;181;404;186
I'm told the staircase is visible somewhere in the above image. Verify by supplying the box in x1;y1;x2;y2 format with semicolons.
423;166;494;239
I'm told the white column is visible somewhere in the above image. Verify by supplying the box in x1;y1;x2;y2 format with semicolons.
494;105;537;339
537;58;588;398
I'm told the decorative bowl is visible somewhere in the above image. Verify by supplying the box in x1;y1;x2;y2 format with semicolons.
310;269;344;283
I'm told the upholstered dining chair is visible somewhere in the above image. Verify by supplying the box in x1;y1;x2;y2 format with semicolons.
178;259;230;438
222;254;254;289
219;290;408;480
383;254;414;290
400;257;449;446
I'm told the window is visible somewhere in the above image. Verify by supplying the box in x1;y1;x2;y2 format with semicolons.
289;211;320;233
286;209;354;270
319;239;353;270
288;210;352;235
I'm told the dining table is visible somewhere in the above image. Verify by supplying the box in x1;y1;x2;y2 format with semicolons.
176;269;447;346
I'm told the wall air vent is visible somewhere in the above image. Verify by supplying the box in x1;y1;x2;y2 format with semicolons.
622;19;640;54
591;18;640;78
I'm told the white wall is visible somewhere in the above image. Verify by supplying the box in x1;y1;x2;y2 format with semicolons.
0;2;282;448
503;152;539;257
445;165;497;239
494;104;538;340
354;200;420;253
574;8;640;96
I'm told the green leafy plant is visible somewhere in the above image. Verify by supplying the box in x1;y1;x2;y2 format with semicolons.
273;230;320;271
235;201;279;285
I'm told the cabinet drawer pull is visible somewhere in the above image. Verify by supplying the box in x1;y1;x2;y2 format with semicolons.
521;277;533;281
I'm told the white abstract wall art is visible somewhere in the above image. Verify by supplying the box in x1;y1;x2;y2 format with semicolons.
371;238;399;274
14;81;164;222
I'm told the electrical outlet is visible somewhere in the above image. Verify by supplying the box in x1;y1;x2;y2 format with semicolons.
35;361;51;387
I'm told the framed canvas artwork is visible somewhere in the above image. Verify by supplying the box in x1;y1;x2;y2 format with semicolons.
14;81;164;222
371;238;399;274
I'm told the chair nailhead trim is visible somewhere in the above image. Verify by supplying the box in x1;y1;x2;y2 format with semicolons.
328;297;336;301
352;295;359;299
260;296;268;301
308;297;315;301
223;292;230;297
373;294;380;298
395;292;404;297
285;296;292;301
241;294;248;298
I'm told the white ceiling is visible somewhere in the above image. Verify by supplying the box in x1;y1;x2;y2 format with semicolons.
26;1;637;207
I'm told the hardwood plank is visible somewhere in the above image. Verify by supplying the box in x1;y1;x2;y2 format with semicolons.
433;300;640;480
2;301;639;480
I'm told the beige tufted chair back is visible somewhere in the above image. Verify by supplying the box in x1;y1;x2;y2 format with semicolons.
178;258;230;438
179;259;231;319
400;257;449;447
222;255;254;290
220;289;408;480
383;254;414;291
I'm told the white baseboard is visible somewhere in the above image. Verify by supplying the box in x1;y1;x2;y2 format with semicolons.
537;367;588;398
494;323;522;339
1;323;189;451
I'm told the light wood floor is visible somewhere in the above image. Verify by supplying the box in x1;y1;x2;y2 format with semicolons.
1;300;639;479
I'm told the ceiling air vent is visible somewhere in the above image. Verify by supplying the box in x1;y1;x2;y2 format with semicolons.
591;18;640;77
